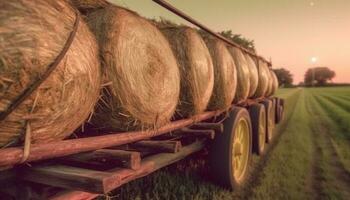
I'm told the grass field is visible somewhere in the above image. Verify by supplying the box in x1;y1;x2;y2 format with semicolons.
103;87;350;200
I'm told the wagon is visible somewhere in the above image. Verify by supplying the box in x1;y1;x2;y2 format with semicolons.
0;1;285;199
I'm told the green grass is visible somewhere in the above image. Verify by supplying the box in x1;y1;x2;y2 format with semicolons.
103;87;350;200
251;88;314;199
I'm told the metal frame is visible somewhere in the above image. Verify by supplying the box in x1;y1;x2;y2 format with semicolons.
152;0;272;66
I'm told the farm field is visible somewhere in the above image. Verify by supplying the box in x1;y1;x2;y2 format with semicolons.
103;87;350;200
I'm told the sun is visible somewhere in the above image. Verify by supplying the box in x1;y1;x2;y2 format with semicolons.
311;57;318;63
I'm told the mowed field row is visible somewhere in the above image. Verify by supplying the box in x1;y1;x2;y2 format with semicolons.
102;87;350;200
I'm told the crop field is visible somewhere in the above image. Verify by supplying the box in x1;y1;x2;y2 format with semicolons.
103;87;350;200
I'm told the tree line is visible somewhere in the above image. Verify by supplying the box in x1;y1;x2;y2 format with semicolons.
218;30;337;87
272;67;337;87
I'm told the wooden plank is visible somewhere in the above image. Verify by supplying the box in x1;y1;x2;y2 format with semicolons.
49;139;207;200
94;149;141;170
179;128;215;139
0;109;225;167
132;140;182;153
190;122;223;133
21;165;120;193
61;149;141;170
50;191;99;200
143;138;207;171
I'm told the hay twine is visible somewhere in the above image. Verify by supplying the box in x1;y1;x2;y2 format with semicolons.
0;0;101;148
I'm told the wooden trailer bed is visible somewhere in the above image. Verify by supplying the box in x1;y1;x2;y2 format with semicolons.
0;97;276;200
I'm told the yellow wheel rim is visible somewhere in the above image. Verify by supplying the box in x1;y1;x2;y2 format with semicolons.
259;109;266;152
232;117;250;183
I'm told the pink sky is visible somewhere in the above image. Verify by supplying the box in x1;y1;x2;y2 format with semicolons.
111;0;350;84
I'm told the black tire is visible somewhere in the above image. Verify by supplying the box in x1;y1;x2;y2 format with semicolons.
280;98;285;107
209;107;252;189
261;99;275;143
275;98;285;123
271;98;276;126
249;103;266;155
275;98;284;124
279;98;285;121
274;98;281;123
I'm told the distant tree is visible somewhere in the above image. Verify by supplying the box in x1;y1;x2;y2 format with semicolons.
273;68;294;87
304;67;335;86
219;30;256;52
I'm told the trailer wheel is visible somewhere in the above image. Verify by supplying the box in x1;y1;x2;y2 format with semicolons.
209;107;252;189
274;98;280;123
275;98;285;123
271;98;277;125
261;99;275;143
279;98;285;121
249;103;266;155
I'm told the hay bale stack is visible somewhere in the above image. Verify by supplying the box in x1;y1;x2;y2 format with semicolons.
228;47;250;103
244;54;259;97
160;27;214;116
253;60;269;98
202;36;237;110
0;0;101;147
86;6;180;131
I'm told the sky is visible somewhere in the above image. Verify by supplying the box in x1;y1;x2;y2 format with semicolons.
110;0;350;84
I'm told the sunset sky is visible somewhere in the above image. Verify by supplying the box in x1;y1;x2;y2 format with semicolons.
111;0;350;84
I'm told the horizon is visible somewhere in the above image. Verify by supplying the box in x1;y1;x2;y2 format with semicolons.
111;0;350;84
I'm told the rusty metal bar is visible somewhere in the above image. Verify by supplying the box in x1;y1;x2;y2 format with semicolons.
0;109;225;167
152;0;271;66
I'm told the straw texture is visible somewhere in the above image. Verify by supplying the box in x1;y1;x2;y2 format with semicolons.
203;36;237;110
161;27;214;117
0;0;101;147
228;47;250;103
271;70;279;95
265;68;273;97
253;60;269;98
86;6;180;131
244;54;259;97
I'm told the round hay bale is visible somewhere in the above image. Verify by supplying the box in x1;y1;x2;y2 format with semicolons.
228;47;250;103
86;6;180;131
271;70;279;95
267;69;278;96
244;54;259;97
69;0;109;14
253;60;269;98
0;0;101;147
266;67;274;97
160;27;214;116
202;36;237;110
